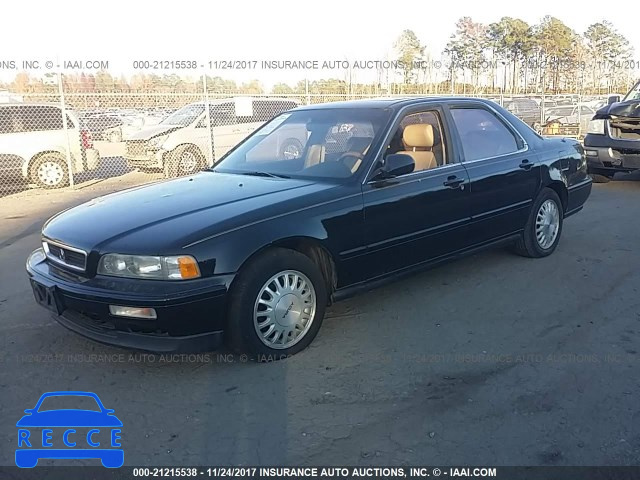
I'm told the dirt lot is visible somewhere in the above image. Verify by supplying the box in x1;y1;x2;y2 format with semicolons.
0;172;639;466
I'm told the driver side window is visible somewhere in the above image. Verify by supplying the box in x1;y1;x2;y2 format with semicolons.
384;110;447;174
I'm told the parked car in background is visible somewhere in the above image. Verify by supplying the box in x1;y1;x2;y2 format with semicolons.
27;97;592;358
503;97;542;131
124;98;301;177
79;114;124;143
584;80;640;182
543;104;595;136
0;103;100;189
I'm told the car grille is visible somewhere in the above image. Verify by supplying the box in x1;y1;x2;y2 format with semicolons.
126;140;147;157
44;241;87;272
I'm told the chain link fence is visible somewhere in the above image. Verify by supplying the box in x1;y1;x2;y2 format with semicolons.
0;81;616;196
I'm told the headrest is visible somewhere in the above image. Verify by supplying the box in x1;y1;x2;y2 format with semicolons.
403;124;434;148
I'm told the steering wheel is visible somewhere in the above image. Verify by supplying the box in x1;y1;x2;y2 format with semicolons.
337;151;365;162
336;151;365;173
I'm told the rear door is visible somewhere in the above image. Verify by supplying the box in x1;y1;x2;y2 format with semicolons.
0;106;25;179
446;103;541;244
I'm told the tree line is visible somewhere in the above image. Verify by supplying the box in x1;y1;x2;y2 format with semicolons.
2;16;637;97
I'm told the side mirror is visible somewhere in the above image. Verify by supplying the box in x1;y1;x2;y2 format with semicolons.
608;95;621;105
24;409;33;414
380;153;415;178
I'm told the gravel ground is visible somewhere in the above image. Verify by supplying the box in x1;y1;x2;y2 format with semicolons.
0;172;639;467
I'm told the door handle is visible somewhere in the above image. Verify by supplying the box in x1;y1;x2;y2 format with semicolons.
443;175;465;189
519;159;535;170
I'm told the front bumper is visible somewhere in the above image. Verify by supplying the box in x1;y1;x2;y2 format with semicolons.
124;149;165;169
26;249;232;353
583;135;640;174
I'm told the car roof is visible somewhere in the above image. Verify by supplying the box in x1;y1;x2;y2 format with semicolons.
291;96;501;111
190;97;301;107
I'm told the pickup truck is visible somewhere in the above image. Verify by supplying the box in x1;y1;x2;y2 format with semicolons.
584;80;640;182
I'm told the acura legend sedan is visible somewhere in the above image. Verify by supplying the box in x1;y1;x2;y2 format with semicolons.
27;98;592;359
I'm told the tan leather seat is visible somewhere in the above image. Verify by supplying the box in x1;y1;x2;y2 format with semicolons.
304;144;325;168
398;124;437;171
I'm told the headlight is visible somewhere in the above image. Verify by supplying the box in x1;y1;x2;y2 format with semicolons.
587;119;605;135
98;254;200;280
148;135;168;148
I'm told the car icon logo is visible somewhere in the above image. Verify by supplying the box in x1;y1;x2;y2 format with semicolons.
58;249;65;261
15;391;123;468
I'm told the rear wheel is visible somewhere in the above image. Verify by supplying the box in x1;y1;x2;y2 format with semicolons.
30;153;69;189
226;248;328;360
513;188;563;258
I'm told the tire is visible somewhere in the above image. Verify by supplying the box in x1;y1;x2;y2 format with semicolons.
590;173;612;183
226;248;328;360
280;138;304;160
29;153;70;189
109;128;122;143
513;188;563;258
163;145;204;178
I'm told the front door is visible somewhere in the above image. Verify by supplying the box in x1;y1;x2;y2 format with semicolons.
361;106;473;281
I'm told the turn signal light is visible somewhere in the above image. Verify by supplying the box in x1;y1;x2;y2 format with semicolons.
177;256;200;279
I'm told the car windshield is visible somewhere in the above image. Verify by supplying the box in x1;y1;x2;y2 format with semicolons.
160;104;204;126
213;108;390;180
37;395;102;412
623;81;640;101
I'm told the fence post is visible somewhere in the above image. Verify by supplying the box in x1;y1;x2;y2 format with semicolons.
305;78;310;106
202;73;214;166
57;72;75;188
577;93;582;138
541;90;546;130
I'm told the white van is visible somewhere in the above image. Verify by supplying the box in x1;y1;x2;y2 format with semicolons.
0;103;100;189
124;97;302;177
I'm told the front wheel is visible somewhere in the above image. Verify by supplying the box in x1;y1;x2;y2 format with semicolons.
513;188;563;258
109;128;123;143
163;145;204;178
226;248;328;360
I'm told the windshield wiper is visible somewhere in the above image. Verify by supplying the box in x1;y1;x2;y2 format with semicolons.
239;171;291;179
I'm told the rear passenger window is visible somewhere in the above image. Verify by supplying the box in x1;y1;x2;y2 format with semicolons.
0;108;12;134
450;108;519;161
17;106;65;132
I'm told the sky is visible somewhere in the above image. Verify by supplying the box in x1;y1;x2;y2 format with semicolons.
1;0;639;87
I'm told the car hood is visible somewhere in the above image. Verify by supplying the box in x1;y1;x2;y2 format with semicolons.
126;124;182;140
43;172;336;254
593;99;640;119
16;411;123;427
